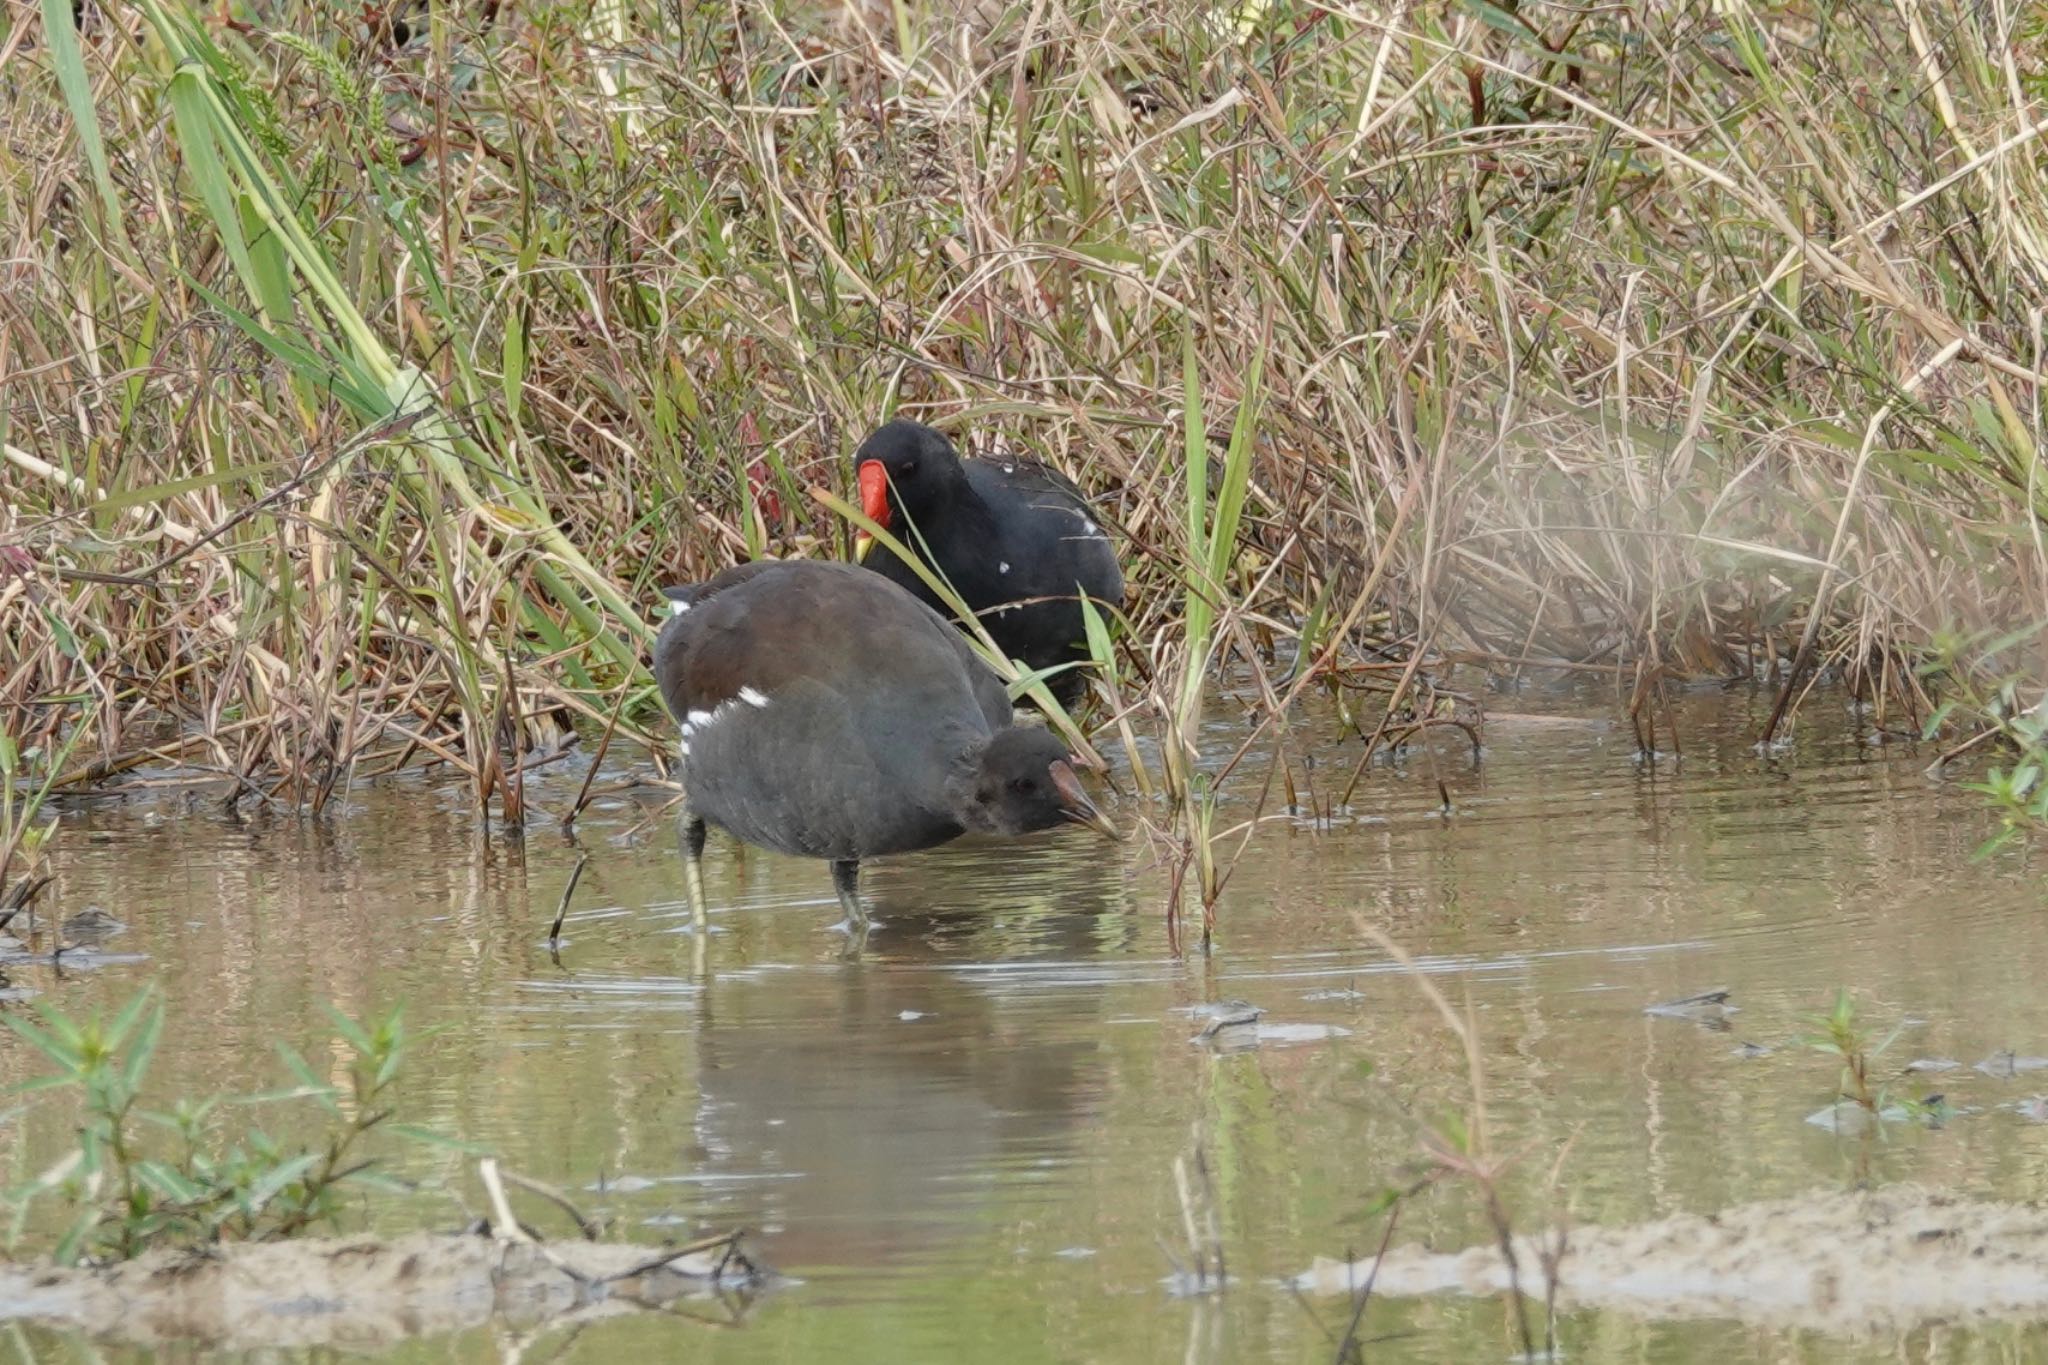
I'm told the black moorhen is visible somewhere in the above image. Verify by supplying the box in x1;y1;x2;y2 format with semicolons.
653;560;1119;929
853;421;1123;705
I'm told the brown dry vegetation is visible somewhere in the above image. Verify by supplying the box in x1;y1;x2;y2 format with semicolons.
3;0;2046;878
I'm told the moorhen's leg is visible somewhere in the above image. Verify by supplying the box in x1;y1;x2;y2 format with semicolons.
830;858;867;930
679;807;709;930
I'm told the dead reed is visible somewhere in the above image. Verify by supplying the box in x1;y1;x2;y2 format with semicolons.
4;0;2045;889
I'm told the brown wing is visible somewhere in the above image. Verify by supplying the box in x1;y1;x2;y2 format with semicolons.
652;560;788;724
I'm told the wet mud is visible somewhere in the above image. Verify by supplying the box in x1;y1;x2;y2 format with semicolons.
1297;1184;2048;1336
0;1229;767;1350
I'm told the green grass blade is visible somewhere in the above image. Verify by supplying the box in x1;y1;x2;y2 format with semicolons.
38;0;123;233
1183;331;1209;570
164;69;261;313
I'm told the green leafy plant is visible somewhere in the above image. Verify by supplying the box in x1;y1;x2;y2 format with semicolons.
1959;680;2048;852
1968;759;2048;852
4;988;457;1263
1803;988;1906;1118
1;703;96;898
1920;638;2048;850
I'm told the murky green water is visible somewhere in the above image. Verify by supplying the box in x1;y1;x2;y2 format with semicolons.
7;685;2048;1361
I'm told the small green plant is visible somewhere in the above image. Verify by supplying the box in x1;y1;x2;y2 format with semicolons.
1803;988;1906;1118
4;987;454;1263
1;704;96;899
1959;679;2048;852
1968;760;2048;852
1919;637;2048;850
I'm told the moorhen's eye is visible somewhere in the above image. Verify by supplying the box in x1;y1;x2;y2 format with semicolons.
1010;776;1037;795
900;461;917;476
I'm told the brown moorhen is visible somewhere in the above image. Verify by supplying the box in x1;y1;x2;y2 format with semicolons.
853;421;1123;705
653;560;1118;929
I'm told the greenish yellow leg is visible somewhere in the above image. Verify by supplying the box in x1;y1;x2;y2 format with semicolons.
680;810;709;931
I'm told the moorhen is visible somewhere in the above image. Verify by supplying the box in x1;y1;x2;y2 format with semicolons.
853;421;1123;704
653;560;1118;928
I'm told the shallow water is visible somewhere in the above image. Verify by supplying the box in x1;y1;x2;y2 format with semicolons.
7;684;2048;1361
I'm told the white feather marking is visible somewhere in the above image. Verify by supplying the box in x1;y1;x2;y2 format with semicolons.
998;561;1011;574
679;739;690;757
668;597;690;616
683;690;766;747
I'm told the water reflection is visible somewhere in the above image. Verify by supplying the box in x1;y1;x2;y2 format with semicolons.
686;901;1118;1270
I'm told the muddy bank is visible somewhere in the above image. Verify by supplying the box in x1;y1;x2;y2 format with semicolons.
1296;1185;2048;1336
0;1230;768;1350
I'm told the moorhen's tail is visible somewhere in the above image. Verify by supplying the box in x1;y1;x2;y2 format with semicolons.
658;559;780;617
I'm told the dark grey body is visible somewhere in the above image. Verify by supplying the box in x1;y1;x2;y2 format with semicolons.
654;561;1014;863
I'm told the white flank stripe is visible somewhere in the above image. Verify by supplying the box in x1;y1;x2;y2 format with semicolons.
738;686;770;708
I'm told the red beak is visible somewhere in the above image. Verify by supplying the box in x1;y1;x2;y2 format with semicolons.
857;461;892;531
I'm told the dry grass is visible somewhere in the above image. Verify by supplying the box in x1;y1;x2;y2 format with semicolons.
4;0;2046;889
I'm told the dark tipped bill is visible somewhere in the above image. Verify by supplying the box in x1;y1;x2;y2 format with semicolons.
1049;758;1120;841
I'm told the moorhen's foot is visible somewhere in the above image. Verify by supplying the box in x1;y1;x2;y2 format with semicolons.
835;921;870;960
830;859;868;932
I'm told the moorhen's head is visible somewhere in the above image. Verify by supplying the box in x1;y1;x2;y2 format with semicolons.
854;420;966;552
960;727;1119;840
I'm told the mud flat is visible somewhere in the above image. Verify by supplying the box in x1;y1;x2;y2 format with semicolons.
0;1229;767;1350
1295;1185;2048;1335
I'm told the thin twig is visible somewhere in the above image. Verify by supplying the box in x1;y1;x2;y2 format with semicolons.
548;854;590;944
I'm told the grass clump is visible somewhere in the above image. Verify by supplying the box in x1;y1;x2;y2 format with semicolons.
1;0;2045;848
4;987;450;1264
